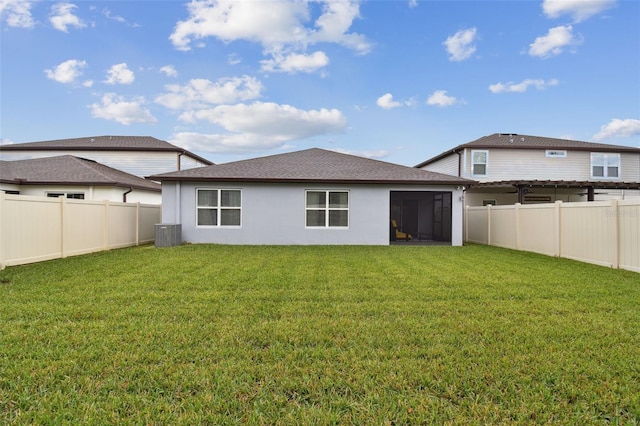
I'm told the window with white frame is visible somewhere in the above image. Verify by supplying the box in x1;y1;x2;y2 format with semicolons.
46;192;85;199
591;153;620;179
471;150;488;176
306;190;349;228
197;189;241;226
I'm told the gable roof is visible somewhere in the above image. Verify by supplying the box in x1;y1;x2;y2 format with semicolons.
150;148;473;185
416;133;640;168
0;135;213;165
0;155;161;192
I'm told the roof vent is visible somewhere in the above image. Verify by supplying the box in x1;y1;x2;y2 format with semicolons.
521;137;525;142
90;138;95;143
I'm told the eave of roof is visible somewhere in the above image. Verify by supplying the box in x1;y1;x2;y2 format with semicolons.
415;133;640;168
0;135;213;166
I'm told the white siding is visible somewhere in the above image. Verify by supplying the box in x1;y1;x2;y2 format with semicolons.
0;150;205;177
419;155;459;176
461;148;640;183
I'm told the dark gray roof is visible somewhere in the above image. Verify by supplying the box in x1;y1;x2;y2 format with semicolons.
416;133;640;167
150;148;473;185
0;135;213;165
0;155;160;192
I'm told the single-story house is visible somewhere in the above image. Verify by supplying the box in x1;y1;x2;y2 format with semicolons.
150;148;474;246
0;135;212;178
0;155;161;204
416;133;640;205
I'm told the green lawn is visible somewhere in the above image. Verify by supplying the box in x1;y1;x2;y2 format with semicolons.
1;244;638;424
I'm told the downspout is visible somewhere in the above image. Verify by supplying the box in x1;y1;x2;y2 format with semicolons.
177;152;184;171
455;149;462;177
123;187;132;203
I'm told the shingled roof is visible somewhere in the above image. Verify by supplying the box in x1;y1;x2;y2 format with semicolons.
150;148;473;185
0;135;213;165
416;133;640;167
0;155;160;192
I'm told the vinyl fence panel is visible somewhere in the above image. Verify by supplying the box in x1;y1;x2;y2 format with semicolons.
465;200;640;273
0;194;161;269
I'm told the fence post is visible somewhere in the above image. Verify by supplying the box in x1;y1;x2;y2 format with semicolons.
554;200;562;257
136;202;140;246
61;196;67;258
487;204;492;246
0;192;5;270
514;203;521;250
611;199;619;269
104;200;110;250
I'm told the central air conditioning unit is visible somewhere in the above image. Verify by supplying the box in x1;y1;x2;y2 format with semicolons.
155;224;182;247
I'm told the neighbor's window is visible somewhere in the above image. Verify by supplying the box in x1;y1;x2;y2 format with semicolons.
471;150;488;176
591;153;620;179
306;190;349;228
197;189;241;226
46;192;85;199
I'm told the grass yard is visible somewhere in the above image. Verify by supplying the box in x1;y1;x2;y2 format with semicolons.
0;244;639;425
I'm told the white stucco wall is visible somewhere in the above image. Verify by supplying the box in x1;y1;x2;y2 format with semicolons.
161;181;465;246
1;184;160;204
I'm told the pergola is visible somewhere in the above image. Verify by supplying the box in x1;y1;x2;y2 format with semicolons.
470;180;640;203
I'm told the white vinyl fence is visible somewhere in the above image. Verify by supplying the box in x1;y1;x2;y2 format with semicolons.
0;193;161;269
465;200;640;273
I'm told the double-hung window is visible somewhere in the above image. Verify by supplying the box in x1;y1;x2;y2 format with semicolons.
471;150;488;176
306;190;349;228
197;189;241;226
591;153;620;179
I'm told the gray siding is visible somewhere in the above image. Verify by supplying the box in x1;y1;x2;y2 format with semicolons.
163;182;465;245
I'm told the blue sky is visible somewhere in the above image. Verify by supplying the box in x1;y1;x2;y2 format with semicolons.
1;0;639;166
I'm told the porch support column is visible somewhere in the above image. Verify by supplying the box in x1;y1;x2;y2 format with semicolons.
517;185;527;204
587;186;595;202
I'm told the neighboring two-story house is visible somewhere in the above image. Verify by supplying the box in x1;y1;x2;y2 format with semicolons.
416;133;640;206
0;135;212;178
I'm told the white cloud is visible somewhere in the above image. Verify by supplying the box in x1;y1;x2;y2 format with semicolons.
426;90;459;107
261;51;329;73
160;65;178;78
49;3;86;32
529;25;582;58
489;78;559;93
443;27;477;61
408;0;418;8
155;75;263;110
44;59;87;84
89;93;157;125
228;53;242;65
542;0;616;22
102;8;139;27
376;93;402;110
1;0;35;28
170;101;347;153
593;118;640;141
104;63;135;85
169;0;370;73
309;0;370;53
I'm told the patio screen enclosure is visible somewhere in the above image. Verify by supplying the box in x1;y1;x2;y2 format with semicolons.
390;191;452;243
